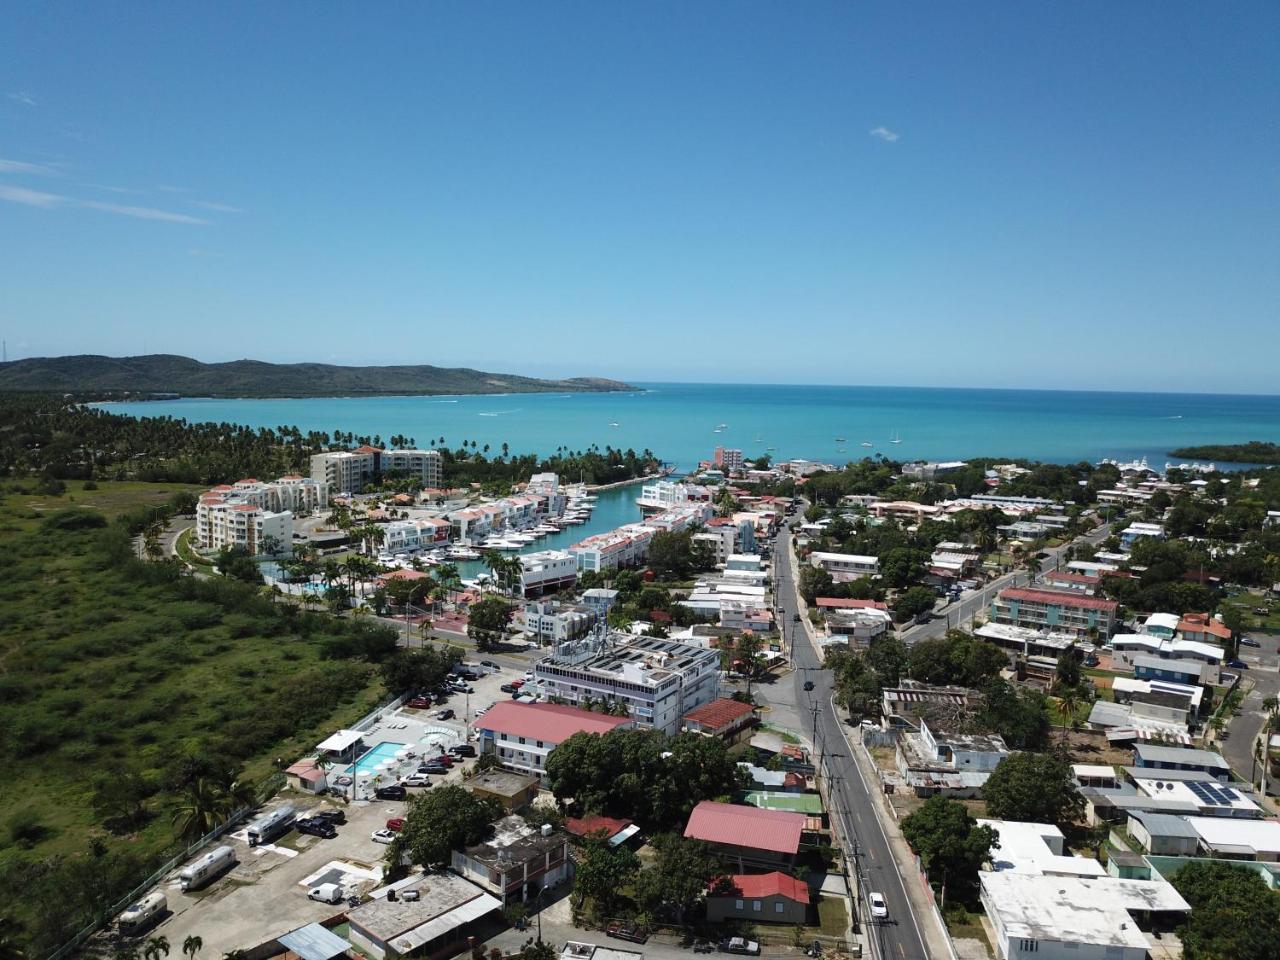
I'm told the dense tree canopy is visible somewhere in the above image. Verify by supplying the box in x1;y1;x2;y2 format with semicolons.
907;631;1009;688
901;797;999;902
398;785;503;868
1172;861;1280;960
982;752;1083;825
977;680;1051;750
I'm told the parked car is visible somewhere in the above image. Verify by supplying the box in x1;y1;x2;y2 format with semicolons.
374;785;407;801
803;680;815;691
479;660;500;670
449;744;476;758
693;941;715;954
1228;659;1249;669
1241;636;1261;648
295;817;337;839
419;763;449;775
510;678;525;689
500;683;519;694
607;922;649;944
406;697;433;709
435;708;456;720
386;817;406;832
868;892;888;920
308;883;344;904
434;754;455;767
371;828;397;844
314;809;346;826
403;774;433;788
718;938;759;955
524;671;535;681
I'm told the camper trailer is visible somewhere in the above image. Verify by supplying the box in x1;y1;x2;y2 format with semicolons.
178;844;237;891
118;891;167;936
247;805;296;846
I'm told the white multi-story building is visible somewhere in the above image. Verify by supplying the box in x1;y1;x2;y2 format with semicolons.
196;498;292;556
809;552;880;581
382;518;451;554
569;503;713;573
534;634;721;736
636;480;705;513
309;445;442;494
519;550;578;598
475;702;634;777
519;600;596;645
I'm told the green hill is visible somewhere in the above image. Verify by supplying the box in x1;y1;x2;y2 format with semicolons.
0;354;635;398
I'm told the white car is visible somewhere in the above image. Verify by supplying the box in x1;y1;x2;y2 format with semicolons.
402;775;432;788
524;671;535;681
868;892;888;920
371;829;397;844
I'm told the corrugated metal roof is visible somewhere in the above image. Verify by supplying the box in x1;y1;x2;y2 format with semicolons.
277;924;352;960
684;801;804;854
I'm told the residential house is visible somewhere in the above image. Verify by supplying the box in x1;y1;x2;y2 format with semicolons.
895;718;1009;797
683;801;806;871
1177;612;1232;646
462;771;540;812
1127;812;1203;856
706;872;810;925
809;552;880;581
450;816;572;904
682;698;758;743
989;587;1118;639
1132;744;1230;782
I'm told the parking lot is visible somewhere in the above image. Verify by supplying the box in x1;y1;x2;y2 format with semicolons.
148;662;524;953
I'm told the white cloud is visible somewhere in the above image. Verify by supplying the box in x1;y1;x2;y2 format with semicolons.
0;183;207;223
0;157;60;176
0;184;66;208
7;91;36;107
156;184;189;193
82;200;208;224
869;126;900;142
189;199;243;214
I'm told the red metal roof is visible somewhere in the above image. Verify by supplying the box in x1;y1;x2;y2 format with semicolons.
714;871;810;904
816;598;888;610
475;701;631;744
998;587;1117;612
353;445;383;454
564;814;633;838
683;698;756;731
684;801;804;854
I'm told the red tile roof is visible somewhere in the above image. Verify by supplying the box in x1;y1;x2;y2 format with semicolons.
564;814;633;839
714;871;810;904
1178;615;1231;639
354;445;383;454
684;801;805;854
476;702;632;744
998;587;1117;612
816;598;889;610
683;698;756;731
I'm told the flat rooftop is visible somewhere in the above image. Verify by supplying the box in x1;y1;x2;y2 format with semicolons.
349;872;496;943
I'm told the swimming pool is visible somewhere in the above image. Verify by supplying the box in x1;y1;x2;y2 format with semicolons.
346;740;407;778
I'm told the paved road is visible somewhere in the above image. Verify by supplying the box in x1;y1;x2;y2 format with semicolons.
900;519;1116;645
776;522;929;960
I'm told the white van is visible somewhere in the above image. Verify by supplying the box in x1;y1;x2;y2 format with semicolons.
308;882;343;904
178;844;237;891
118;891;167;936
247;804;296;846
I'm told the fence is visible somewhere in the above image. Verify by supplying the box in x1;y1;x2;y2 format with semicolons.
48;771;286;960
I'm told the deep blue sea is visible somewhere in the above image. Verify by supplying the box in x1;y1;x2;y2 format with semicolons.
98;383;1280;471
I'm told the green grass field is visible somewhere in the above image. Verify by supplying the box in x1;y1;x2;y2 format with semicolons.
0;480;390;952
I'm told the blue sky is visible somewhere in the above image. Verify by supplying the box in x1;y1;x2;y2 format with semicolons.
2;3;1277;392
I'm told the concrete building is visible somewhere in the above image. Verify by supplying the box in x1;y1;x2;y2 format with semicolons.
1127;812;1202;856
462;771;540;812
1142;613;1181;640
580;588;619;618
1185;817;1280;861
706;872;809;925
518;550;578;598
682;698;757;742
683;801;806;871
196;493;292;556
310;446;442;495
990;587;1118;638
902;460;969;481
1132;744;1230;781
382;517;450;554
474;701;633;778
714;447;744;473
519;600;596;645
450;815;572;904
346;872;501;960
534;634;721;735
1121;522;1166;547
809;551;879;581
896;719;1009;797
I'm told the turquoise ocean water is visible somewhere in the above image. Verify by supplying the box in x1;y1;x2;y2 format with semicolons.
99;382;1280;472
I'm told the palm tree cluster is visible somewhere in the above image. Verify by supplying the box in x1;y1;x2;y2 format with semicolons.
170;763;257;843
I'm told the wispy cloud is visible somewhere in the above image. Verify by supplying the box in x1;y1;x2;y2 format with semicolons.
156;184;189;194
81;200;208;224
0;183;208;224
869;126;900;143
0;184;66;208
7;91;36;107
0;157;61;176
189;199;243;214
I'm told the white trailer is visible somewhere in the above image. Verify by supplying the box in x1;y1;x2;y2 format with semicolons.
178;844;237;891
247;804;296;846
118;891;167;936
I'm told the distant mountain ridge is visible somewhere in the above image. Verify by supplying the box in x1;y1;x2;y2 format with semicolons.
0;354;635;398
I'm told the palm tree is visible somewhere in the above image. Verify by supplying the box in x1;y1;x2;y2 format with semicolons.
144;937;171;960
171;777;230;843
1056;687;1083;741
435;563;461;604
482;550;505;594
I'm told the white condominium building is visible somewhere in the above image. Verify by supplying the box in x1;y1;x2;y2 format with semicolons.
534;634;720;736
382;518;451;554
810;551;880;581
194;475;321;555
309;444;442;494
519;550;578;597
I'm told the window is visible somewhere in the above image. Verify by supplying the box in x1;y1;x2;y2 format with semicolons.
519;737;526;745
1019;942;1038;953
735;899;744;910
774;903;784;914
752;901;761;912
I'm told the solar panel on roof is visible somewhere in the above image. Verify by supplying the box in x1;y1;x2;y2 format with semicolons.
1220;787;1238;801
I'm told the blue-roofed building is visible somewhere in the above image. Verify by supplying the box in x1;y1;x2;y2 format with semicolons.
1132;744;1231;782
275;923;352;960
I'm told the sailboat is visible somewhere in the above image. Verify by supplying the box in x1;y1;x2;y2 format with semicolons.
861;440;873;448
889;430;902;444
